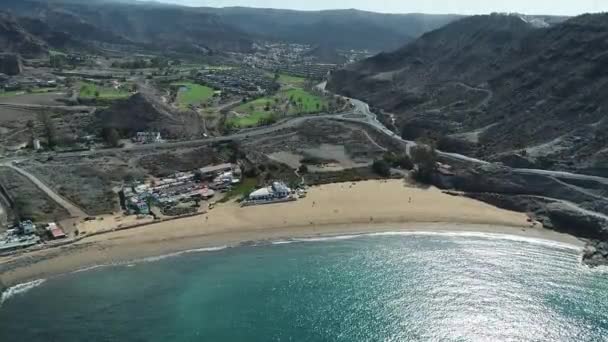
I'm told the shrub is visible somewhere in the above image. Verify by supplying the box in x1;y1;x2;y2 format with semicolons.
410;144;438;184
372;159;391;177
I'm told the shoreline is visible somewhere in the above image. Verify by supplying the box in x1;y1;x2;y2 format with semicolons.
0;180;584;286
0;223;584;288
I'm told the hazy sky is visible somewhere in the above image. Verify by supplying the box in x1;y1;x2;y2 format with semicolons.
160;0;608;15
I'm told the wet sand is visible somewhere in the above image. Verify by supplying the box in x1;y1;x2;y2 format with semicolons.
0;180;583;286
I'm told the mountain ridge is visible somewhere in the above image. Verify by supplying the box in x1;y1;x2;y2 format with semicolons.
328;13;608;176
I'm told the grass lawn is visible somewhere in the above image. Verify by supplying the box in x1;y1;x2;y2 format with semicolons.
228;88;327;128
0;90;24;98
171;82;214;108
218;177;258;203
283;88;327;114
0;87;58;98
31;87;61;94
229;97;275;128
278;74;307;87
78;82;130;100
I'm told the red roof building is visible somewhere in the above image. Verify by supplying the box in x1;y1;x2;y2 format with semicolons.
47;223;67;239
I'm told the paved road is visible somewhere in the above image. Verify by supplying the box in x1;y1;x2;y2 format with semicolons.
3;88;608;215
4;94;606;187
2;163;88;218
0;102;94;112
346;98;608;186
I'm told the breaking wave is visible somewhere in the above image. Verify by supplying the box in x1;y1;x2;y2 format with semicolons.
0;279;46;307
272;230;582;251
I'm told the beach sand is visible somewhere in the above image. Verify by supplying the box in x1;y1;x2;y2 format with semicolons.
0;180;583;286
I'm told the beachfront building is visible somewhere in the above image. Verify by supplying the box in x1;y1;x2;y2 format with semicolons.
0;232;40;253
19;220;36;235
46;222;67;239
199;163;240;179
248;182;292;202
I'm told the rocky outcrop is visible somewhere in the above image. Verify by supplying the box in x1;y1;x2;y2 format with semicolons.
0;53;22;76
546;202;608;240
438;163;608;266
584;242;608;267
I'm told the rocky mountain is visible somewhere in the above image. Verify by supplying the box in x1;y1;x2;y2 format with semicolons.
2;0;461;54
2;0;253;54
200;7;462;52
328;13;608;176
0;12;48;58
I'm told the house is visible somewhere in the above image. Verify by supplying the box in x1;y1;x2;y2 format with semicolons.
134;132;162;144
199;163;240;179
47;223;67;239
248;182;292;202
19;220;36;235
32;139;41;151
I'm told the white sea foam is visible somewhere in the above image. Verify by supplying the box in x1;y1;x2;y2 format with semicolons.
138;246;229;263
368;231;582;251
0;279;46;306
272;230;582;251
71;264;113;274
60;229;579;279
68;246;230;275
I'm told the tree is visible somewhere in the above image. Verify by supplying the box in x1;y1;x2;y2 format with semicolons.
298;164;309;174
38;111;57;148
372;159;391;177
410;144;438;184
94;90;100;98
316;103;320;112
25;119;35;130
50;55;66;69
383;152;413;170
102;128;121;147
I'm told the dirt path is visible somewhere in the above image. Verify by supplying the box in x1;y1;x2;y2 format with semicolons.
2;163;87;218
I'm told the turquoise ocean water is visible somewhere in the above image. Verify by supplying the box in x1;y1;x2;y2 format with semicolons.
1;231;607;341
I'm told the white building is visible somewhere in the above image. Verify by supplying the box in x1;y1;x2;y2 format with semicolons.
248;182;292;202
32;139;41;150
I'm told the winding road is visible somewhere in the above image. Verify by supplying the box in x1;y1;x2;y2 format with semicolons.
1;163;87;218
2;84;608;222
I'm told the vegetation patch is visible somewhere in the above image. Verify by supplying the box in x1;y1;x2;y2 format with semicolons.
0;90;24;98
218;177;258;203
278;74;307;87
171;82;214;108
228;88;327;128
78;82;130;100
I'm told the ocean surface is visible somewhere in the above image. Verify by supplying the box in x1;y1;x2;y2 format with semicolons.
1;231;608;341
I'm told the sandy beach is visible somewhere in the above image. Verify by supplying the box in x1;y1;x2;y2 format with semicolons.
0;180;583;286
